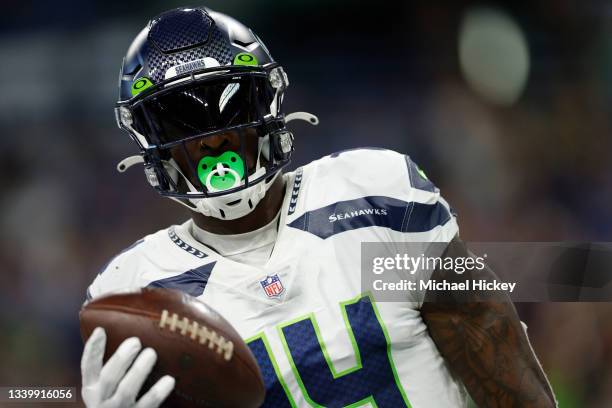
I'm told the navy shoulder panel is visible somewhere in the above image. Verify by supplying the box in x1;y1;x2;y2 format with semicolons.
404;155;438;193
288;196;450;239
147;262;217;297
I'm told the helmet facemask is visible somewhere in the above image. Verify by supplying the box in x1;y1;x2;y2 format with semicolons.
116;66;293;220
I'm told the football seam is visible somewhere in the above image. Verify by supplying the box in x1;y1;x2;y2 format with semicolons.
82;303;264;390
158;309;234;361
156;309;264;390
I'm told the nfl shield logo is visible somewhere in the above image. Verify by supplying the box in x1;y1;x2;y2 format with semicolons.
260;274;285;298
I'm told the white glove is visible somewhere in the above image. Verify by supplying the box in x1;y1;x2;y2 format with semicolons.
81;327;175;408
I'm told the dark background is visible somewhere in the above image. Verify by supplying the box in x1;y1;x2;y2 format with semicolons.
0;0;611;406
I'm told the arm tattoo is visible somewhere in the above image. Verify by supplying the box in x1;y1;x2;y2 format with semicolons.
421;238;556;408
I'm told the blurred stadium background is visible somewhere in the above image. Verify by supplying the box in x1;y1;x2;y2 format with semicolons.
1;0;611;406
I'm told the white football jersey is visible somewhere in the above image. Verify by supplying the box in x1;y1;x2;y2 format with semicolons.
87;148;467;408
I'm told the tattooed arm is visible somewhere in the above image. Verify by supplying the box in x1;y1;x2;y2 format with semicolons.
421;237;557;408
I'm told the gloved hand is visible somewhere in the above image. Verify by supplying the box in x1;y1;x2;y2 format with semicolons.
81;327;175;408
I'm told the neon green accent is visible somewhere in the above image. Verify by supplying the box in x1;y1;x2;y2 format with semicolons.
234;52;259;66
197;151;244;190
416;166;428;180
345;396;379;408
131;77;154;96
277;293;412;408
366;292;412;407
244;333;298;408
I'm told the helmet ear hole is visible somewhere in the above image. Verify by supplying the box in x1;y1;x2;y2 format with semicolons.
271;131;294;161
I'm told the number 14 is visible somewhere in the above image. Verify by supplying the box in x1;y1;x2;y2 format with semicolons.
246;294;412;408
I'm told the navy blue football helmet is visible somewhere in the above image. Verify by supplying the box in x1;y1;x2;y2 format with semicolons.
115;7;317;219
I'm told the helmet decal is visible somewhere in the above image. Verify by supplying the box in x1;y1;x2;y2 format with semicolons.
131;77;154;96
233;52;258;66
164;57;221;79
197;151;245;192
219;82;240;113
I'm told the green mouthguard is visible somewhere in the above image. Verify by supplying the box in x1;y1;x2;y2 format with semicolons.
197;151;245;191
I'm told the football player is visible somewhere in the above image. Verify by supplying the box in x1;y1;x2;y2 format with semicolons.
81;7;557;408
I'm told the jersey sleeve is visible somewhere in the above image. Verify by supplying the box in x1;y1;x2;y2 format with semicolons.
400;154;459;305
321;148;459;242
323;148;460;306
402;154;459;243
291;148;459;245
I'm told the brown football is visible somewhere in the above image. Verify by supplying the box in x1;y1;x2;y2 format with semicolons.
79;288;265;408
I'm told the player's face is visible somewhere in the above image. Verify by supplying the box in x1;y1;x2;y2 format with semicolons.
134;74;276;195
